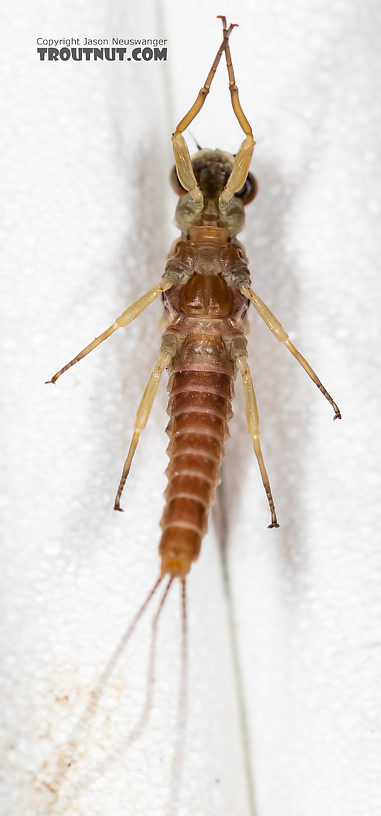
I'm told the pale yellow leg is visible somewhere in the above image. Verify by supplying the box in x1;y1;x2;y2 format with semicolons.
171;20;236;207
46;279;174;385
235;355;279;528
114;349;173;511
218;16;255;207
240;285;342;420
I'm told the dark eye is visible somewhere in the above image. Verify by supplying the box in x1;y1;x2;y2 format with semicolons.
235;172;258;205
170;166;187;195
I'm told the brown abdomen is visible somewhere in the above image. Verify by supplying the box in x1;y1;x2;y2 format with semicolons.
159;366;234;577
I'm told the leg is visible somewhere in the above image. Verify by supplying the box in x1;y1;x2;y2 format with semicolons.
235;355;279;528
46;278;175;385
218;16;255;206
240;284;341;420
171;21;236;207
114;348;174;511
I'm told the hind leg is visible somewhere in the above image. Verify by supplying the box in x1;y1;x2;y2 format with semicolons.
114;347;174;511
235;355;279;528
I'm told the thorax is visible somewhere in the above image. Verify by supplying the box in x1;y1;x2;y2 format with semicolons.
163;233;249;324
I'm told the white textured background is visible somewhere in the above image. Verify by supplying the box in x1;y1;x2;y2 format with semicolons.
1;1;381;815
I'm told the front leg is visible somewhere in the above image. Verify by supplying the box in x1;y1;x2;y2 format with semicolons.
218;15;255;207
171;19;237;211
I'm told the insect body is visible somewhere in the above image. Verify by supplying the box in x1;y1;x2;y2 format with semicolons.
45;16;341;805
48;16;340;579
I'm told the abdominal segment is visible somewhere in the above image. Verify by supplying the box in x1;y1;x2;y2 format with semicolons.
159;339;235;578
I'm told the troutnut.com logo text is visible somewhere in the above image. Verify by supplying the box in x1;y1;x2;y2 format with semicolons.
36;37;168;62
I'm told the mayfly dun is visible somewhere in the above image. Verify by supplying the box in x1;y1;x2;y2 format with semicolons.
44;14;341;812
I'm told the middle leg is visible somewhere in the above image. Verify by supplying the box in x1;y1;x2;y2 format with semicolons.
239;284;341;420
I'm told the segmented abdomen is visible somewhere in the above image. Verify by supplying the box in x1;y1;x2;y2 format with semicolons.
159;365;234;577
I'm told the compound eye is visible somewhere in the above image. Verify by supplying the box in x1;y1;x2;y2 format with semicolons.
170;165;187;195
235;172;258;205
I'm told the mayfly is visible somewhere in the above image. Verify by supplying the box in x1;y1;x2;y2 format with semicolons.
45;14;341;809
